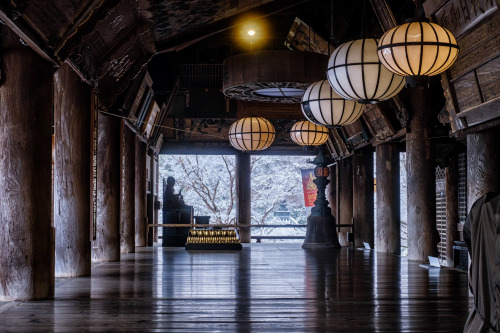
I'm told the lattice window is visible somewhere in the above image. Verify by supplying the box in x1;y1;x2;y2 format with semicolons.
458;152;467;224
173;64;223;88
436;165;447;263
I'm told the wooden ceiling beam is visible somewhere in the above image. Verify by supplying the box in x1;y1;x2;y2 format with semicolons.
0;4;58;65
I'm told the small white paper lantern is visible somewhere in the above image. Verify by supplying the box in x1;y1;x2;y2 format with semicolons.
229;117;275;151
290;120;329;146
301;80;364;127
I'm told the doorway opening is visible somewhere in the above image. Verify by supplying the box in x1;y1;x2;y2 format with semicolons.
158;154;315;243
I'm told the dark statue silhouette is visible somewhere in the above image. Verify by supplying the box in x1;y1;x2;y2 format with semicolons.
163;176;185;209
162;176;192;247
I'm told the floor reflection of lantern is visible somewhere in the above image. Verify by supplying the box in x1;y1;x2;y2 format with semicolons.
303;148;341;249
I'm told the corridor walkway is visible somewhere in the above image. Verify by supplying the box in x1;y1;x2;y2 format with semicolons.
0;244;470;332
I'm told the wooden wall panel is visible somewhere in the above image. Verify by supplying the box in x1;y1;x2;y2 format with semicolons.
424;0;500;132
467;129;500;211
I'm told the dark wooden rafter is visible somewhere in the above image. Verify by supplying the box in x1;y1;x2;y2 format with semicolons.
0;3;58;65
369;0;397;31
285;17;331;55
363;103;395;141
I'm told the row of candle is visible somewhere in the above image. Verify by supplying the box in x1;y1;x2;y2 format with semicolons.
189;229;237;237
187;236;240;244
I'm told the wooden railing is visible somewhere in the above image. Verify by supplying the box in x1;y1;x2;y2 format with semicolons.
150;222;355;245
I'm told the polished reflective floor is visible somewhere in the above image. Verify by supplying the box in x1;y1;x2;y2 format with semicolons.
0;244;470;332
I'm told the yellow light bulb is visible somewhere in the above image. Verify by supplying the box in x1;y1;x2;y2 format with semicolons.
248;30;255;36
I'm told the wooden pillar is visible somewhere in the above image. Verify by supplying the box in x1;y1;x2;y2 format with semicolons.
121;123;136;253
445;155;458;267
54;63;91;276
135;139;147;247
375;143;400;254
352;146;374;248
338;157;353;246
92;112;121;262
236;152;251;243
0;28;54;300
147;150;155;246
467;129;500;211
406;87;437;261
327;164;337;218
153;157;160;242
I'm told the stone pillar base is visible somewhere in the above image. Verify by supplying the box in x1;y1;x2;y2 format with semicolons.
239;226;251;243
302;215;341;249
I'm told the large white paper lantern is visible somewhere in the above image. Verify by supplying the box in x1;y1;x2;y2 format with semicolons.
326;38;405;103
377;22;459;78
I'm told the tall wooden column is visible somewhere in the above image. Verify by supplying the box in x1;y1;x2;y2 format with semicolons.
327;164;337;217
467;129;500;211
147;149;155;246
236;152;251;243
54;63;91;276
135;139;147;247
92;112;121;262
352;146;374;248
406;87;437;261
445;155;458;267
0;28;54;300
121;123;136;253
375;143;400;254
338;157;353;246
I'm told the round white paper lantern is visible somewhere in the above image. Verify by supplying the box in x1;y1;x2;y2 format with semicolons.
290;120;329;146
229;117;275;151
301;80;364;127
326;38;405;103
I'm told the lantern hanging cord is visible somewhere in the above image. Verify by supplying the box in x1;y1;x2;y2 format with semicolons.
413;0;422;20
329;0;334;54
361;0;366;39
99;110;227;140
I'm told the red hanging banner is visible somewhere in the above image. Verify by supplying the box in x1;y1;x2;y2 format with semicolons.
301;169;317;207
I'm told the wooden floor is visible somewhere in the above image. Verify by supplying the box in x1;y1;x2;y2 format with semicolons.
0;244;470;332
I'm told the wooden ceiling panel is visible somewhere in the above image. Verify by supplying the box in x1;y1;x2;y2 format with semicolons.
89;29;155;108
9;0;92;44
79;0;140;62
152;0;276;42
59;0;156;108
